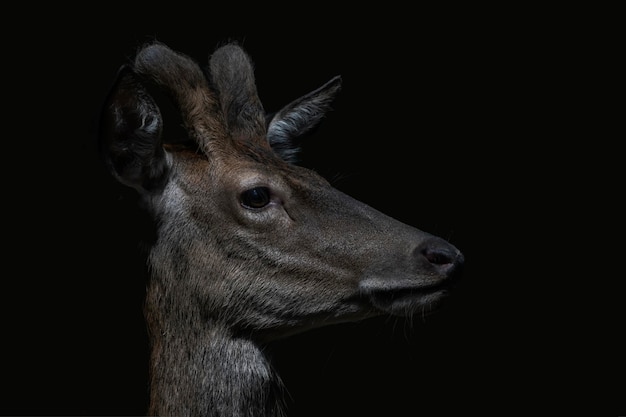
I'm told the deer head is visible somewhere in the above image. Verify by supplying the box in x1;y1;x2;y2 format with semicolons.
99;40;464;415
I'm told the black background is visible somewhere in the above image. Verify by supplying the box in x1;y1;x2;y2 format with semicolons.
2;5;613;417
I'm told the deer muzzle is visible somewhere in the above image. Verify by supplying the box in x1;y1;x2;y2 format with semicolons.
359;237;464;316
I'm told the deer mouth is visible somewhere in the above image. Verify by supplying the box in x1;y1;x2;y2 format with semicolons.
361;279;457;316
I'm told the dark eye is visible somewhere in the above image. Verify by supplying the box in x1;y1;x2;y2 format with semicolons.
240;187;271;209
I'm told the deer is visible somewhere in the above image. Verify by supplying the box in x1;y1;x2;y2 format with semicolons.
98;40;465;417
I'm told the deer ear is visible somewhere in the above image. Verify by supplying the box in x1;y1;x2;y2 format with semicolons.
99;65;169;193
267;75;342;163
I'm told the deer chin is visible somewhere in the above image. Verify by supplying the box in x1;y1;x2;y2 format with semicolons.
360;278;456;316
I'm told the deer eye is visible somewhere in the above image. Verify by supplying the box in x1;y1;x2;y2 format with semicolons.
240;187;271;209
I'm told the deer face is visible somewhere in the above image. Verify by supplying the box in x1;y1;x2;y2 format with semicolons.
99;42;464;341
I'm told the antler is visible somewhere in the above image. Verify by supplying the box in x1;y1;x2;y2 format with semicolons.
208;43;266;139
133;42;225;150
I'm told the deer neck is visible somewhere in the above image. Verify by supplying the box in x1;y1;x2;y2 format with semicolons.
147;322;286;417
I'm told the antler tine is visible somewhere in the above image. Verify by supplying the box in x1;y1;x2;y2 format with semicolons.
133;41;224;148
208;43;266;139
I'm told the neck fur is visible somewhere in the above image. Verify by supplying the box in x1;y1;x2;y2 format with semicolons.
148;325;286;417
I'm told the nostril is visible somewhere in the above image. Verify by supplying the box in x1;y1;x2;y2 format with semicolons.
423;247;455;266
419;240;464;278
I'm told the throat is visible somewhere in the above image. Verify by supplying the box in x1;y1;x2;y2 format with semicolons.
148;327;286;417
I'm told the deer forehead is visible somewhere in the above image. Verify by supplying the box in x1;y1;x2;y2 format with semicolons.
167;144;328;197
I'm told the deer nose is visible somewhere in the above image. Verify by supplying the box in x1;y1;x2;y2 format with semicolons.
419;238;464;278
